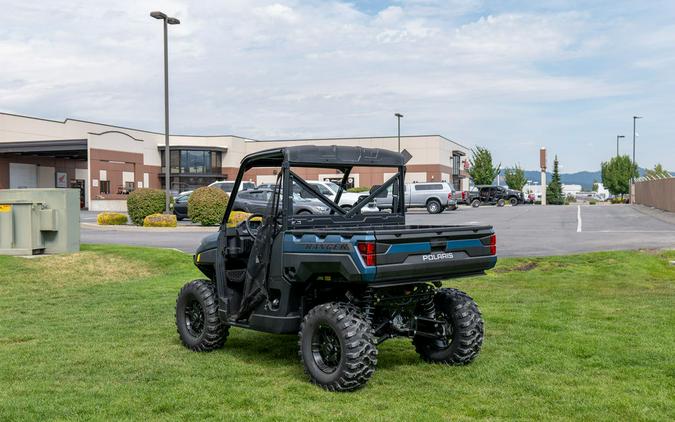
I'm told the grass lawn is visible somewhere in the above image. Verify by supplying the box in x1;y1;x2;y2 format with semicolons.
0;245;673;421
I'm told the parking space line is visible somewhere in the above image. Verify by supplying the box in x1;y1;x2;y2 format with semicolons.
577;205;582;233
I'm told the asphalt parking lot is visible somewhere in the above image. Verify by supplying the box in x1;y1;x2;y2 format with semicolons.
81;205;675;257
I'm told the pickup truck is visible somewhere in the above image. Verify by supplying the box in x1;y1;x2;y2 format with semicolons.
373;181;458;213
175;145;496;392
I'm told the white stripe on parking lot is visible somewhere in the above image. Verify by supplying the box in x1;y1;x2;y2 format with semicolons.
577;205;582;232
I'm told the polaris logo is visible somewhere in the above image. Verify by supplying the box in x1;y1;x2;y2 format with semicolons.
422;252;454;261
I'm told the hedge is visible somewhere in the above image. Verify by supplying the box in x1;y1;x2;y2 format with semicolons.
189;187;229;226
127;188;168;226
143;213;177;227
227;211;262;228
347;186;370;193
96;212;128;225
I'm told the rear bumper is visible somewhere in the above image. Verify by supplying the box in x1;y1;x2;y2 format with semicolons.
374;255;497;283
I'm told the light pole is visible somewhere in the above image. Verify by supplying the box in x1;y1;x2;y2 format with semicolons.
150;11;180;213
394;113;403;153
632;116;642;173
616;135;625;157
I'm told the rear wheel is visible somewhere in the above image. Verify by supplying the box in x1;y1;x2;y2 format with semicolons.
496;198;505;207
413;288;484;364
509;197;518;206
299;302;377;391
471;199;481;208
176;280;229;351
426;199;442;214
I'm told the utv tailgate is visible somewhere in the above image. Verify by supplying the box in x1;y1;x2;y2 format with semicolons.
372;225;496;283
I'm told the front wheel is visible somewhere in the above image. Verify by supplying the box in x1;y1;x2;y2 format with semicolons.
509;197;518;206
413;288;484;364
426;199;442;214
299;302;377;391
176;280;229;351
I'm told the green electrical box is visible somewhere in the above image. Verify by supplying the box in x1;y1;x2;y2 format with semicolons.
0;189;80;256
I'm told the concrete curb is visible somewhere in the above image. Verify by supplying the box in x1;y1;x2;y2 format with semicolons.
81;222;218;232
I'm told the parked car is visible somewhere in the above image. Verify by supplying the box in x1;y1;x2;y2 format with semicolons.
374;182;458;214
469;185;524;207
173;192;191;221
179;180;255;196
232;189;330;215
305;181;379;212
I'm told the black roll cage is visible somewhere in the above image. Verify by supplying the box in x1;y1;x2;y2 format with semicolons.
220;146;410;230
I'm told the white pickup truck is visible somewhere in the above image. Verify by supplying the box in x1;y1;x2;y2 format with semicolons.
306;180;379;211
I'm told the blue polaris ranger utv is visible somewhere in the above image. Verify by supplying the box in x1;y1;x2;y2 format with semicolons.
175;145;497;391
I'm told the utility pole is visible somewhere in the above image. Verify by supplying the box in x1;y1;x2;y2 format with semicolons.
540;147;547;206
394;113;403;153
150;11;180;213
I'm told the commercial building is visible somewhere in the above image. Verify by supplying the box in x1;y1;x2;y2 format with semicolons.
0;112;471;211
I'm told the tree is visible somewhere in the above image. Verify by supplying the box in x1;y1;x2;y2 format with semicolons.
468;146;501;185
592;180;599;192
645;163;672;179
601;155;638;198
546;155;564;205
504;165;527;191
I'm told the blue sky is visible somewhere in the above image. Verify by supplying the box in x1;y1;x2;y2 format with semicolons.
1;0;674;172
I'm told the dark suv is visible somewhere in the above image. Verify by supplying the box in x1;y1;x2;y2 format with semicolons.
470;185;524;207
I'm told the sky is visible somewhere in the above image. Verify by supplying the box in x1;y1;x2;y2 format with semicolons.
1;0;674;172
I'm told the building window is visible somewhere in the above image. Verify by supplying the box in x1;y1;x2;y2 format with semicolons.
100;180;111;194
452;154;461;176
162;150;222;175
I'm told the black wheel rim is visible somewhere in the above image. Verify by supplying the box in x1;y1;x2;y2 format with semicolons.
311;323;341;373
184;298;205;338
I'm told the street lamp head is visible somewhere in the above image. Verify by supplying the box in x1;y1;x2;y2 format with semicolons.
395;113;403;118
167;17;180;25
633;115;643;119
617;135;625;139
150;11;167;19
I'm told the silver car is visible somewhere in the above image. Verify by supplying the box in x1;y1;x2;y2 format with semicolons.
375;182;458;214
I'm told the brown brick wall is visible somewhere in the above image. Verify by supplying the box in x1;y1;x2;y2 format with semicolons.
89;148;160;200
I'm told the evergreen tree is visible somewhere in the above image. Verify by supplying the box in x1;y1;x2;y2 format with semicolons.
601;155;639;198
504;165;527;191
468;146;501;185
546;155;564;205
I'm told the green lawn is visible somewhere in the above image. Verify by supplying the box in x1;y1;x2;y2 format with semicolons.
0;246;673;421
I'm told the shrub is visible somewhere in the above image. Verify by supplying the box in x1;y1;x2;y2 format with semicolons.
189;187;229;226
97;212;127;225
127;188;168;226
143;213;177;227
589;200;597;205
566;194;577;203
227;211;263;228
347;186;370;193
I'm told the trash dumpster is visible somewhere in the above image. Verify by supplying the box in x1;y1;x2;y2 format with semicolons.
0;189;80;255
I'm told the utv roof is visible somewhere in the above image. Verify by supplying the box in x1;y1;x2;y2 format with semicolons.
241;145;409;169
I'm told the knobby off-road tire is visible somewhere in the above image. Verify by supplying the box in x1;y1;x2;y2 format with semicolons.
497;198;506;207
413;288;484;365
509;197;518;206
176;279;229;351
299;302;378;392
471;199;481;208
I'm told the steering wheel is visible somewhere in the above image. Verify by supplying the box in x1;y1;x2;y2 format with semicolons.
244;213;264;238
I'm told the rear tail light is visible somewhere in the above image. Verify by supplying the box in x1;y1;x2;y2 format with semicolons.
462;191;467;201
357;241;377;266
489;234;496;255
448;192;453;201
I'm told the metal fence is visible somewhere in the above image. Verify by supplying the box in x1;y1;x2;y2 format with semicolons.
634;177;675;212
